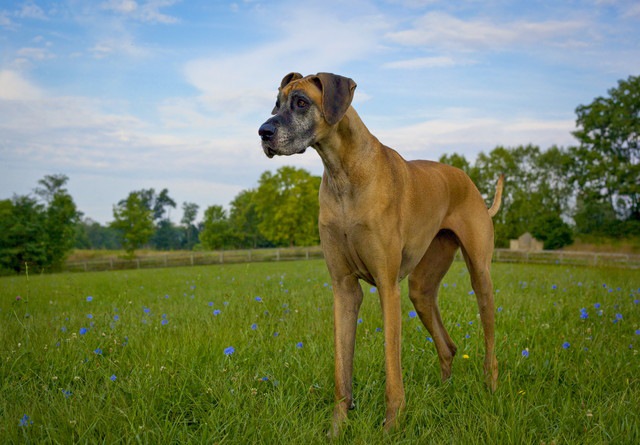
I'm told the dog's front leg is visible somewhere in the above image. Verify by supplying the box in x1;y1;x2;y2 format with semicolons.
330;276;363;438
379;280;406;431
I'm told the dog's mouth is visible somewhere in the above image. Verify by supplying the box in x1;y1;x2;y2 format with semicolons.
262;144;307;158
263;145;277;159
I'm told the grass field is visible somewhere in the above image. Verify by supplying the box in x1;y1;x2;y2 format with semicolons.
1;260;638;444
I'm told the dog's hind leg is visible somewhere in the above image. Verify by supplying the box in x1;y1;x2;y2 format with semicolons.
456;224;498;392
408;230;459;382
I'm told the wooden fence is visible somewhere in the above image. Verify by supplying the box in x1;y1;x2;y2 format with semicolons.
65;246;325;273
64;247;640;273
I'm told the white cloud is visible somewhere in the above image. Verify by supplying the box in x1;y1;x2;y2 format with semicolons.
89;34;149;58
102;0;138;14
1;10;14;28
101;0;179;23
183;6;388;117
386;12;588;52
17;46;55;61
383;56;467;69
0;70;44;100
623;3;640;17
377;114;577;160
16;2;48;20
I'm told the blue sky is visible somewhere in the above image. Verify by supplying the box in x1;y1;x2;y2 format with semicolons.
1;0;639;224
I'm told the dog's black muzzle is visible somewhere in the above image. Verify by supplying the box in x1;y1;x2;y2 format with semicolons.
259;120;278;158
258;121;276;142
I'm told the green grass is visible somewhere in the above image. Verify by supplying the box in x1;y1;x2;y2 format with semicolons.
1;260;638;444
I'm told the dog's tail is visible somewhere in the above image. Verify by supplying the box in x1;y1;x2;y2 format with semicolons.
488;174;504;218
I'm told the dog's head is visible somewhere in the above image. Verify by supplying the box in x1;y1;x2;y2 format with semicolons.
258;72;357;158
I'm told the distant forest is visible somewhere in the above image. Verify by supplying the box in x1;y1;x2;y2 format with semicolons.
1;75;638;274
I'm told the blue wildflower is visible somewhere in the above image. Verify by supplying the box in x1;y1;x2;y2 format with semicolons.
635;329;640;335
161;319;169;326
357;318;363;324
426;337;433;343
224;346;235;356
110;374;117;382
94;347;102;355
213;309;221;316
143;307;151;314
408;310;417;319
113;315;119;321
562;342;570;349
251;323;258;330
87;314;93;319
86;296;93;302
255;296;262;302
296;342;304;349
61;389;72;398
579;308;588;319
521;349;529;358
79;327;88;335
208;302;214;307
616;313;623;320
19;414;32;427
370;287;377;294
594;303;601;309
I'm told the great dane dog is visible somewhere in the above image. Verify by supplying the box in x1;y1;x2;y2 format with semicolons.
258;72;503;436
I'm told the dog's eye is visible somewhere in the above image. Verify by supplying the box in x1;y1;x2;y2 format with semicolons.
296;98;307;109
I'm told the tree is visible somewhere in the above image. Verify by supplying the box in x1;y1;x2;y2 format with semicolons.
441;145;576;248
0;174;80;273
135;188;177;222
200;205;231;250
572;75;640;225
152;219;182;250
111;192;155;257
181;202;200;250
34;175;81;270
0;196;47;273
253;167;321;247
75;218;122;250
229;189;268;248
531;214;574;250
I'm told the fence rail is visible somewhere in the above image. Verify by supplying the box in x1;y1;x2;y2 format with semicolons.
64;246;325;273
64;247;640;273
492;249;640;268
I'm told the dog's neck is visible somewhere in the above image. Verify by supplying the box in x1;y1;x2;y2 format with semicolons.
313;107;383;196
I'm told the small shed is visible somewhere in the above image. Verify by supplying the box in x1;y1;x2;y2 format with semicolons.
510;232;544;251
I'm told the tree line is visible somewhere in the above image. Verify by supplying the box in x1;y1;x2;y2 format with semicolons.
1;75;638;274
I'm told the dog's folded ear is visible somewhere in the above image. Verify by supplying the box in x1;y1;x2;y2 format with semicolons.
313;73;357;126
280;72;303;89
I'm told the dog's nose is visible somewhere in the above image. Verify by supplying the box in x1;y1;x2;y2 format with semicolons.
259;122;276;141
